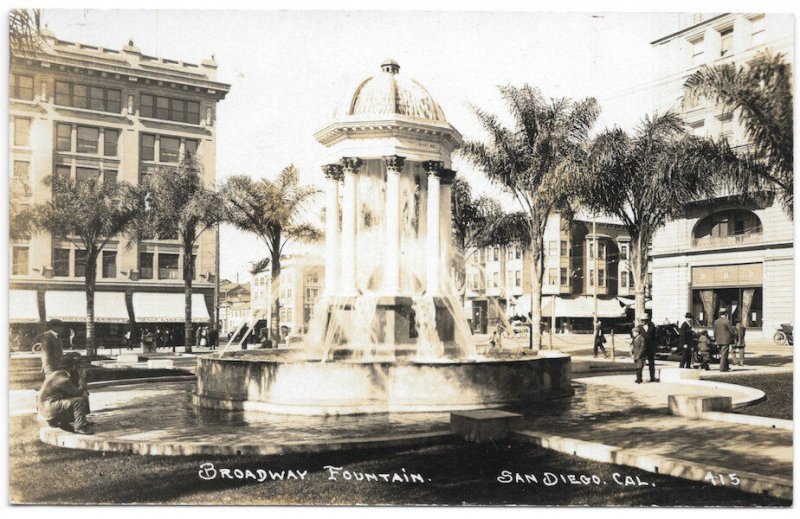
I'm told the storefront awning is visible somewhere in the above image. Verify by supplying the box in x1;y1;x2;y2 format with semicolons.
9;290;40;324
541;296;627;319
45;291;129;323
132;292;210;323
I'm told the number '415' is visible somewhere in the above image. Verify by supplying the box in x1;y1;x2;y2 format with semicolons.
705;472;740;486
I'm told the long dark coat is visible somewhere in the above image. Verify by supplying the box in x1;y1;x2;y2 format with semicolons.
632;335;646;369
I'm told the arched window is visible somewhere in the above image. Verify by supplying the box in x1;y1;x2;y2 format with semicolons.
692;209;762;246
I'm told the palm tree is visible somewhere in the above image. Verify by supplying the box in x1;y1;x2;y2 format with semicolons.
222;165;321;340
683;51;793;214
142;155;225;353
9;9;43;55
461;84;599;349
33;174;141;356
563;112;723;320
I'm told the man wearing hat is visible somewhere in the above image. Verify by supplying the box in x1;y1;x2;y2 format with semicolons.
37;352;92;434
713;308;736;372
631;325;647;384
678;313;695;369
40;319;65;374
639;316;659;382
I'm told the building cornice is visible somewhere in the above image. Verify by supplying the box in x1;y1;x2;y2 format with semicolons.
650;13;731;45
314;116;463;149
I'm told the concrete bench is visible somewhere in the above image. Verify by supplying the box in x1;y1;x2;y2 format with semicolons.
450;410;524;443
668;394;732;418
147;359;175;369
659;367;701;382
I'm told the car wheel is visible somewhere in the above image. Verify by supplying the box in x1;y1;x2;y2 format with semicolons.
774;331;787;346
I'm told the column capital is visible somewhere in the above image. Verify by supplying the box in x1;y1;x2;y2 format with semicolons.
340;157;363;174
382;155;406;171
321;163;343;181
422;160;444;173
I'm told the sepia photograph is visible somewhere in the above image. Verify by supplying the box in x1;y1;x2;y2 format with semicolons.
3;1;796;509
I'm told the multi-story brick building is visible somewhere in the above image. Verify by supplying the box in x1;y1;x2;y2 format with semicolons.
8;29;230;347
464;213;636;333
648;13;793;338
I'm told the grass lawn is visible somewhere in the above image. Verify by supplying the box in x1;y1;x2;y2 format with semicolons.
9;414;789;506
706;372;793;420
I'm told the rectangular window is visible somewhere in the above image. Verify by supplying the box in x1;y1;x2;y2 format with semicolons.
103;128;119;156
185;139;199;158
160;136;180;163
515;271;521;287
155;96;169;120
620;243;629;261
548;241;558;256
690;121;705;137
691;37;705;67
140;94;154;118
55;164;71;178
53;248;70;277
104;170;118;185
12;161;30;195
720;28;734;57
12;246;29;276
11;73;34;100
158;253;180;280
493;247;499;261
492;272;499;288
74;84;89;109
55;81;71;106
560;267;568;285
598;244;606;260
560;240;568;257
89;86;105;111
139;252;154;279
102;250;117;278
548;268;559;286
14;117;31;146
56;123;72;152
74;249;87;278
106;89;122;113
599;269;606;288
170;98;185;122
76;167;100;184
76;126;99;154
187;101;200;124
141;134;155;161
588;269;594;288
621;270;628;288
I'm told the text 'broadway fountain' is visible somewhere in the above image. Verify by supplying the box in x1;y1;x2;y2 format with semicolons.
195;60;571;415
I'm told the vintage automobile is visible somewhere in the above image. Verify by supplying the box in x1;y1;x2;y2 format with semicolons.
653;323;720;364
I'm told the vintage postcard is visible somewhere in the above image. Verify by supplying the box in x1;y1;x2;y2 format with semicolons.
5;5;795;508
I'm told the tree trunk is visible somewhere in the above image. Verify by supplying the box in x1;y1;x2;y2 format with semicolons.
270;234;282;342
184;240;194;353
529;240;544;350
630;235;648;322
84;250;98;357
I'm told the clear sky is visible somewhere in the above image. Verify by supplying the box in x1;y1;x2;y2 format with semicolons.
39;9;684;282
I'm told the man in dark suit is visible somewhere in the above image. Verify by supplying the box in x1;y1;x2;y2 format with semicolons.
713;309;735;372
640;316;658;382
678;312;695;369
40;319;65;375
631;326;647;384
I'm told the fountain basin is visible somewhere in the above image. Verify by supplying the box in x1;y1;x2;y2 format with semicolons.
194;353;572;416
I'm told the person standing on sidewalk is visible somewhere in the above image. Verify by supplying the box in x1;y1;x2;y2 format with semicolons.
713;309;735;372
640;317;658;382
593;321;608;358
733;320;747;367
631;326;646;384
678;312;694;369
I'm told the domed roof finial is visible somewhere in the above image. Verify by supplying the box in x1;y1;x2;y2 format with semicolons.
381;58;400;74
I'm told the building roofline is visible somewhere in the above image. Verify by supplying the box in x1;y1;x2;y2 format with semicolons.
650;13;731;45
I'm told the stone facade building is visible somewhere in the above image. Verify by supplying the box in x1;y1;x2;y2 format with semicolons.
9;29;230;347
648;13;793;338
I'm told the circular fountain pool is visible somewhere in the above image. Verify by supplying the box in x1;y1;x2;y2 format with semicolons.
194;350;572;416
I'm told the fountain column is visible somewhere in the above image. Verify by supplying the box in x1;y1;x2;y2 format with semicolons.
439;169;456;292
322;164;343;296
340;157;362;296
423;161;444;296
382;155;405;294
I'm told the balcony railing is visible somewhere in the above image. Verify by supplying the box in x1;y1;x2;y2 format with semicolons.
692;229;763;248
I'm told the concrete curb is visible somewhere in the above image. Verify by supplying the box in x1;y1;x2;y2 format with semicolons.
699;411;793;431
510;429;792;500
677;379;766;408
39;426;456;456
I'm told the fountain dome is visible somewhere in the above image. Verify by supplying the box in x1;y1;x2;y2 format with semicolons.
346;59;448;123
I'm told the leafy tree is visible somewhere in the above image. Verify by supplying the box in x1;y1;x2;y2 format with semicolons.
683;51;793;215
33;174;140;356
9;9;43;55
563;112;724;320
142;155;225;352
222;165;321;340
461;84;599;349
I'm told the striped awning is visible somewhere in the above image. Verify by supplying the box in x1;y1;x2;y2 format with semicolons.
541;296;627;319
45;291;129;323
9;290;40;324
132;292;210;323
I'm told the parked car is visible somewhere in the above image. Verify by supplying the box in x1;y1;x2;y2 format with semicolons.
773;323;793;346
653;323;720;364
